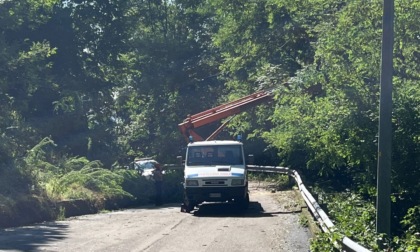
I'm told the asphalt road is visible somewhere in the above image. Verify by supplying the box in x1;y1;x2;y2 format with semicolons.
0;183;311;252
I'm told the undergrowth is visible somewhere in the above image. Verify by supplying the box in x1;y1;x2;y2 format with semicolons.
309;192;420;252
248;172;292;190
248;170;420;251
0;138;184;228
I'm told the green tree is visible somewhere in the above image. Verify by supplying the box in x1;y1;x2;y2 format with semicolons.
265;0;420;239
113;0;225;162
0;0;58;164
210;0;313;93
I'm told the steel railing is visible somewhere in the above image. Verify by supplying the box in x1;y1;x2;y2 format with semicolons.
246;165;371;252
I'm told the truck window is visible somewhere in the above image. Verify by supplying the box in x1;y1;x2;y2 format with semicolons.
187;145;244;166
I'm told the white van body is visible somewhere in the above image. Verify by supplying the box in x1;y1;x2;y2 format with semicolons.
181;140;249;212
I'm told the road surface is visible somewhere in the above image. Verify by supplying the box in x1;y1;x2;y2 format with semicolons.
0;183;311;252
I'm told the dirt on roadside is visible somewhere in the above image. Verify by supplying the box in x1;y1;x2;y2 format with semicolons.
249;180;320;236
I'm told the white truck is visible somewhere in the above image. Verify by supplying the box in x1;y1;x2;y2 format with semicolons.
181;140;249;212
178;90;272;212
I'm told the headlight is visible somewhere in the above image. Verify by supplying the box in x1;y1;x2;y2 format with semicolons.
186;180;199;186
231;179;244;186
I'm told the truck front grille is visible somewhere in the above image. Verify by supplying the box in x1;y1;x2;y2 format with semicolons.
203;179;227;186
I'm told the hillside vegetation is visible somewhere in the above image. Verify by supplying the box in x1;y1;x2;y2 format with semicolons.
0;0;419;250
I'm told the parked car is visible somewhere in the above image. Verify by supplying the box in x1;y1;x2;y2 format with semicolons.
133;158;159;179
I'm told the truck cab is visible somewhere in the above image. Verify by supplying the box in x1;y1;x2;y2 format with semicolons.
181;140;249;212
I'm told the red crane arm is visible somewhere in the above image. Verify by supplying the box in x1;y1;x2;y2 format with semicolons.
178;90;273;142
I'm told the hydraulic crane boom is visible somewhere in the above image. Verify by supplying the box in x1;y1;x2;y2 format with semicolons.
178;90;273;142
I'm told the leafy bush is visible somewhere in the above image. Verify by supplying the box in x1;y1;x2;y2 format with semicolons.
16;138;183;207
62;157;91;172
114;169;155;205
310;191;420;251
309;192;382;251
393;206;420;252
161;169;184;203
46;166;132;201
249;172;292;190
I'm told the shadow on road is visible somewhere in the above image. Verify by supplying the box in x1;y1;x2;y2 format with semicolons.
192;201;276;218
0;222;68;251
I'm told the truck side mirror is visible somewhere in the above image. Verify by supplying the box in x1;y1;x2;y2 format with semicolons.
247;154;254;165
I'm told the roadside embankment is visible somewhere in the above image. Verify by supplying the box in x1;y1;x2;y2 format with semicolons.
0;195;136;229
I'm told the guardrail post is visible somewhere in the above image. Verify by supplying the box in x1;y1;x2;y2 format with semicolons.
176;156;183;166
247;154;254;165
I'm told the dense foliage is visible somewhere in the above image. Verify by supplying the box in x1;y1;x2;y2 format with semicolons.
1;0;419;250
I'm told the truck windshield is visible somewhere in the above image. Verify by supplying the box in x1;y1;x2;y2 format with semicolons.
186;145;244;166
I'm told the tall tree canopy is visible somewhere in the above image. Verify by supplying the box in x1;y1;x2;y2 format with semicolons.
1;0;419;248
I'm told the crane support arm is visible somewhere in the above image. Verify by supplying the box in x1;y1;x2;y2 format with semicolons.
179;90;273;142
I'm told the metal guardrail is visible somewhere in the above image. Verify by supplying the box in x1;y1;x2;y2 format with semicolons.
246;165;371;252
162;164;184;170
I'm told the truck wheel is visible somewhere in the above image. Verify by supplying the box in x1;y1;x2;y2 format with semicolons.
237;193;249;210
181;200;195;213
181;193;195;213
185;203;195;213
181;203;195;213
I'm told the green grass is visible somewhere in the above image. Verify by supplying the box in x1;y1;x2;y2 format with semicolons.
248;172;293;190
